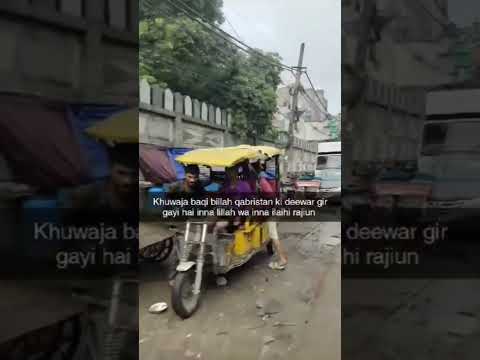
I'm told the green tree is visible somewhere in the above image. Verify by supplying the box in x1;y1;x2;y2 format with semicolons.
140;0;224;24
139;8;283;141
139;17;237;97
227;52;282;140
326;114;341;140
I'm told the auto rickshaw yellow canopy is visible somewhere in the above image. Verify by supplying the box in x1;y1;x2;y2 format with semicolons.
85;108;138;143
176;146;276;168
251;146;283;158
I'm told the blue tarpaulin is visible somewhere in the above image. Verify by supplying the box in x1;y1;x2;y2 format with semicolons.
67;105;127;180
167;148;193;180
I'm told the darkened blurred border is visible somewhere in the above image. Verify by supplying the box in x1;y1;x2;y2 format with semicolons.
342;0;480;279
0;2;139;359
342;1;480;359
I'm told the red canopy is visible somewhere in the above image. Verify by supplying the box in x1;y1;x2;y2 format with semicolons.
139;144;176;184
0;96;89;189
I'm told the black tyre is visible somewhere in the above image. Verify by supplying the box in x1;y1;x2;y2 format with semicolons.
171;268;202;319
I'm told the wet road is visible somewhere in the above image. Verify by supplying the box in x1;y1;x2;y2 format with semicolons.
139;220;341;360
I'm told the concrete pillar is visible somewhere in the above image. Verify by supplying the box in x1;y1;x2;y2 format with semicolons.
140;78;151;104
164;89;174;111
193;99;201;119
208;105;215;123
174;115;183;147
215;107;222;126
184;96;193;117
174;92;184;114
201;103;208;121
227;113;232;129
151;85;164;108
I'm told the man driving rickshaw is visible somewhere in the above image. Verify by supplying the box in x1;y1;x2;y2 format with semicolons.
168;145;283;318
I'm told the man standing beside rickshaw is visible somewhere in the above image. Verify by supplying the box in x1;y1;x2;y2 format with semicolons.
251;160;288;270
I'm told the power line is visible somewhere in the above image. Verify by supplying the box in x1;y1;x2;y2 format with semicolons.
164;0;294;73
299;87;324;115
171;0;291;69
224;16;242;40
300;90;316;106
156;0;296;78
142;8;287;99
303;71;327;110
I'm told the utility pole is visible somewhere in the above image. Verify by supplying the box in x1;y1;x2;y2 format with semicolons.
286;43;305;173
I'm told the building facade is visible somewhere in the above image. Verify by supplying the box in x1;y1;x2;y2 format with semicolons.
0;0;138;105
274;85;331;143
342;0;455;179
343;0;454;87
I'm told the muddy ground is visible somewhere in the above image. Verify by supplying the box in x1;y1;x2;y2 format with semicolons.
139;220;341;360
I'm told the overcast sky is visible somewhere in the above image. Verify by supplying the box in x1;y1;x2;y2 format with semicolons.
222;0;341;115
219;1;476;115
448;0;480;26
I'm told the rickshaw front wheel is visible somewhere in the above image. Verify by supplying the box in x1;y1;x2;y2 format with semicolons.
172;268;202;318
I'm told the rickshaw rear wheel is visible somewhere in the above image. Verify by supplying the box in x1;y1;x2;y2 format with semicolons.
172;268;202;319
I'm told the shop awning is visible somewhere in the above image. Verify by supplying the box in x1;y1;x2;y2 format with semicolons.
139;144;177;184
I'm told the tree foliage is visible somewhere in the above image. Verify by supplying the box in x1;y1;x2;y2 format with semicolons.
139;3;283;141
140;0;224;24
327;114;341;141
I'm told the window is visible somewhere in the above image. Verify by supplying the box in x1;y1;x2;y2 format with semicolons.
422;123;447;154
423;124;447;146
317;156;328;169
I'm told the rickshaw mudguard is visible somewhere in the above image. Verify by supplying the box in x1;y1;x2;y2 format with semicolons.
176;261;196;272
231;222;269;256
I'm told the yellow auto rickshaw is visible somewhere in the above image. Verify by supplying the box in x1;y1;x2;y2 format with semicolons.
171;145;282;318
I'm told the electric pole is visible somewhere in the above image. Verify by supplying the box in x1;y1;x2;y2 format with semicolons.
286;42;305;171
